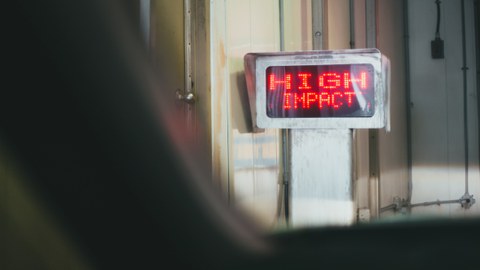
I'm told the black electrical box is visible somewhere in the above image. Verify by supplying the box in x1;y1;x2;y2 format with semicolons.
431;37;444;59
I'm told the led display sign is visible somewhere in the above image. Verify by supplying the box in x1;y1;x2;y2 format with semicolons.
266;64;374;118
244;49;389;129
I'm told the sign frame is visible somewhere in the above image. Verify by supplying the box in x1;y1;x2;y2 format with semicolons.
244;48;389;129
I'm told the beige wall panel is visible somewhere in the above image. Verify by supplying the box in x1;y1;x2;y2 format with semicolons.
325;0;350;49
284;0;312;51
212;0;282;229
211;0;314;230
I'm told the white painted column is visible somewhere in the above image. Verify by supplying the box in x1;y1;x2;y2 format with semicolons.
290;129;355;227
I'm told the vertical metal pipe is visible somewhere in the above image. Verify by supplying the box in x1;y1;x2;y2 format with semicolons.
279;0;285;51
365;0;377;48
184;0;193;97
183;0;196;140
365;0;380;218
349;0;355;49
140;0;151;46
475;0;480;162
282;129;290;223
278;0;289;223
403;0;414;204
461;0;470;195
312;0;324;50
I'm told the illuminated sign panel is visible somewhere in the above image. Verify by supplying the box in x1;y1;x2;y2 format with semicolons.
244;49;389;129
266;64;375;118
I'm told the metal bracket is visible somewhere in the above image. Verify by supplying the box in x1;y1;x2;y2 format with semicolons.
393;196;408;212
379;197;408;214
176;89;196;104
460;193;476;209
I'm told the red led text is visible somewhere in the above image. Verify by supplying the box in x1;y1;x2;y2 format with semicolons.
268;71;368;110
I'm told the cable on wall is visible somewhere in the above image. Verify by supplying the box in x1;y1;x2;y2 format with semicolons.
431;0;444;59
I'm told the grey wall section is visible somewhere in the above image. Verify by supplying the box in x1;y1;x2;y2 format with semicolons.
376;0;409;217
408;0;480;216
